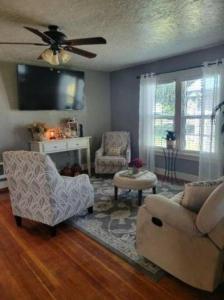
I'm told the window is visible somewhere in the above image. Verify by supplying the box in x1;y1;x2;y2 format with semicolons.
152;68;218;153
181;78;215;152
154;82;176;147
181;79;202;151
150;68;221;152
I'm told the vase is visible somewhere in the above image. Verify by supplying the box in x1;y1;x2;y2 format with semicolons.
132;167;139;174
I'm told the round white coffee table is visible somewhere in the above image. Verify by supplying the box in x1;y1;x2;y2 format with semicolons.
113;170;158;205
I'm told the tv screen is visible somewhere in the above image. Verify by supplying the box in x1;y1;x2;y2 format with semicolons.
17;64;85;110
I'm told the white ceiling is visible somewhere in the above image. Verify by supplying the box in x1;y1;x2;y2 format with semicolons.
0;0;223;71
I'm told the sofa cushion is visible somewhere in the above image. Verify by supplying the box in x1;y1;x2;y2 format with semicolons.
96;156;127;166
196;181;224;234
181;177;224;213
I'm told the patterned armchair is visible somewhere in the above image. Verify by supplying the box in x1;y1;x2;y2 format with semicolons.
3;151;94;235
95;131;131;174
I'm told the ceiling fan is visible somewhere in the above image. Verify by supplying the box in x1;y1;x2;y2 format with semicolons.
0;25;107;65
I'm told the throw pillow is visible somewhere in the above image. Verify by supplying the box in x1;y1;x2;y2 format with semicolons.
196;181;224;233
181;177;224;213
106;146;122;156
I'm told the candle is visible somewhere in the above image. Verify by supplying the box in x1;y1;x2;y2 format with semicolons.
50;130;55;139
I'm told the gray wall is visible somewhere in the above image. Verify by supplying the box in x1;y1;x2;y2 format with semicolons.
0;62;111;167
110;44;224;176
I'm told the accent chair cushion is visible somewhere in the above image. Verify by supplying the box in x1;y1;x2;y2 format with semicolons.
106;146;122;156
103;131;129;156
181;177;224;213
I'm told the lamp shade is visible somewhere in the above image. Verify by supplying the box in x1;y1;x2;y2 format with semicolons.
59;49;71;63
41;48;59;65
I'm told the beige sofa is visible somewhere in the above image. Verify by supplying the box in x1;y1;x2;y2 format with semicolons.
136;188;224;292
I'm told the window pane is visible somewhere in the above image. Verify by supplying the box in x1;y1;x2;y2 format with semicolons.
181;78;216;152
154;118;174;147
182;79;202;116
155;82;176;116
154;82;176;147
184;118;200;151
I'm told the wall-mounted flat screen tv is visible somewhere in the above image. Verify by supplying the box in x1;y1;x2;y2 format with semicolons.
17;64;85;110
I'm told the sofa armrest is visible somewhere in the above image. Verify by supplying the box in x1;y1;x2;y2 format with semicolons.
95;147;104;159
144;195;202;236
62;174;94;205
62;174;92;189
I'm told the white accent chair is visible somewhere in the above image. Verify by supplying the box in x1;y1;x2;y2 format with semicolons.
95;131;131;174
3;151;94;235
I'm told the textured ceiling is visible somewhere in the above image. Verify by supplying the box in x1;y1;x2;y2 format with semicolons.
0;0;223;71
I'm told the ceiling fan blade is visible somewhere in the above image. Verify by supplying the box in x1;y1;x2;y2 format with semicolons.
64;46;97;58
0;42;47;46
64;37;107;46
24;26;55;44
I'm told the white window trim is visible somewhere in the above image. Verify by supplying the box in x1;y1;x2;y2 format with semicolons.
154;67;205;153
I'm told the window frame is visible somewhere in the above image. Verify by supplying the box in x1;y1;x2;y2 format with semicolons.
153;67;203;157
154;81;176;148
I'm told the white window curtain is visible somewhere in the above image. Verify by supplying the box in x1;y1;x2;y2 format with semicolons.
199;60;224;180
139;74;156;171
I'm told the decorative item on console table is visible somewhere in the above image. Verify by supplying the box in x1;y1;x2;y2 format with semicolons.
46;127;63;140
62;117;79;138
79;124;83;137
0;161;7;189
129;158;143;174
165;130;176;149
63;127;72;138
28;122;48;141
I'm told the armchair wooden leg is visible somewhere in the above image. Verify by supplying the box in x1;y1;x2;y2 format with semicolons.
153;186;157;194
15;216;22;227
50;226;57;237
138;190;143;206
88;206;93;214
114;186;118;200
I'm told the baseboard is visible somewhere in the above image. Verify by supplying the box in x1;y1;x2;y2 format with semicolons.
0;166;198;190
155;167;198;182
84;163;198;182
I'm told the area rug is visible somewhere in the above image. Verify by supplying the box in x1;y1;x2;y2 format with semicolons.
69;177;183;281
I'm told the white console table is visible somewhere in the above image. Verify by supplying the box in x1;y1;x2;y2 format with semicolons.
30;137;91;176
0;161;7;189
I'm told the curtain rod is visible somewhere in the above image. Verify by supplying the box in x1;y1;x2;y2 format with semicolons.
136;59;223;79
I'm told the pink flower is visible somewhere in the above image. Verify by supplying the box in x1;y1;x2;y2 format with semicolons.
129;158;143;168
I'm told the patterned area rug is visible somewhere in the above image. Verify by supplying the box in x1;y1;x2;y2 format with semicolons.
69;177;183;281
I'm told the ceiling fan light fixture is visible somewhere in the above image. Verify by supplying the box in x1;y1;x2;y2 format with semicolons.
41;48;59;65
0;26;107;63
59;49;71;63
51;53;60;65
41;48;53;63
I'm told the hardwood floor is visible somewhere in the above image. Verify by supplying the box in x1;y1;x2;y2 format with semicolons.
0;191;223;300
